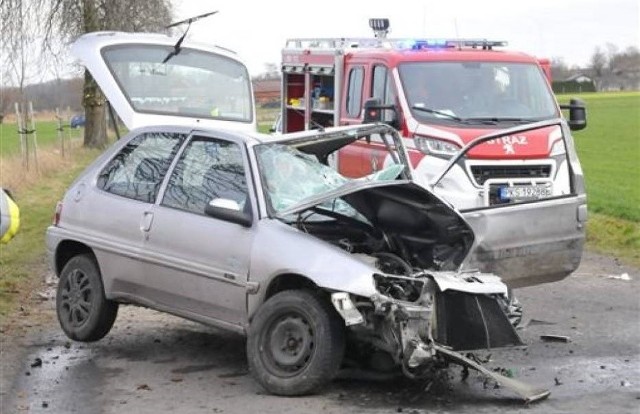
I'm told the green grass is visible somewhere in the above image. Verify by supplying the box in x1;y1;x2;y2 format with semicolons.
0;121;82;157
558;91;640;267
586;213;639;267
0;149;99;317
557;92;640;222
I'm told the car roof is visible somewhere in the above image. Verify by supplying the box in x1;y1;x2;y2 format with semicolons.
126;123;394;148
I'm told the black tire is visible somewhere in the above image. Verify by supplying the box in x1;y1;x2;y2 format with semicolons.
247;290;345;396
56;254;118;342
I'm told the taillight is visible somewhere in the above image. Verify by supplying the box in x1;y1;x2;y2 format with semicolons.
53;202;63;226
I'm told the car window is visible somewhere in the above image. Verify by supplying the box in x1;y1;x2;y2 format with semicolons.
162;137;249;215
97;132;185;203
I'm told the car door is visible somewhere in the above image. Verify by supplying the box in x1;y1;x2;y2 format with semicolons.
139;134;255;328
431;120;588;288
78;130;186;298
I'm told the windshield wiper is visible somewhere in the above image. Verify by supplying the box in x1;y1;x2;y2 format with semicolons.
162;10;218;64
411;105;463;122
462;117;535;125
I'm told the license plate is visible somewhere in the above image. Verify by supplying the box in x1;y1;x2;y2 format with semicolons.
499;184;552;201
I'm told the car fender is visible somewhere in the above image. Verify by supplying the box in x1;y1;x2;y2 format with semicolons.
247;220;378;318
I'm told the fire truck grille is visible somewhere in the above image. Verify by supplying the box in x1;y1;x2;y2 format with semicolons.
470;165;552;186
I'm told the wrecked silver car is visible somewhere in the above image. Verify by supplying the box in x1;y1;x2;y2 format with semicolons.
47;123;548;402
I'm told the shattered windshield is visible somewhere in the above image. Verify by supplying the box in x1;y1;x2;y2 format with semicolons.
255;144;404;214
399;62;557;124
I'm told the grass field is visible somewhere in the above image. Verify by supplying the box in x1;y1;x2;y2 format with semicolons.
558;91;639;265
0;121;83;157
557;92;640;221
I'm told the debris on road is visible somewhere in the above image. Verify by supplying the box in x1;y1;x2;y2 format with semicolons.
540;335;571;343
136;384;152;391
30;357;43;368
434;344;550;403
518;319;556;329
606;273;631;281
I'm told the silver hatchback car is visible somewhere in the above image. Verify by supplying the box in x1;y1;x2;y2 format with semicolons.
47;120;549;399
45;32;589;403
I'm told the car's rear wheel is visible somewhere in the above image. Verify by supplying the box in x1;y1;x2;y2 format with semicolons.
56;254;118;342
247;290;345;395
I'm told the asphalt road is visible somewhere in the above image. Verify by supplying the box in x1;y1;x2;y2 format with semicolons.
1;251;639;414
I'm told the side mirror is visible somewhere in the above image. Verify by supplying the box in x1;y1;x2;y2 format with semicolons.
363;98;398;128
204;198;252;227
560;98;587;131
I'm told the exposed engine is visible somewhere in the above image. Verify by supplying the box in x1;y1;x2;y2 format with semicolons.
290;189;473;278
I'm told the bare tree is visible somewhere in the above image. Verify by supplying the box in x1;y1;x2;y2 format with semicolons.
589;44;640;91
550;57;570;81
1;0;173;148
589;46;607;90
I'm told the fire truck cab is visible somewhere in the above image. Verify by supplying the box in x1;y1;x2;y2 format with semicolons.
279;19;588;288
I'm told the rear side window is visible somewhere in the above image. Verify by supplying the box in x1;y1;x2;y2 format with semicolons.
97;132;185;203
346;67;364;117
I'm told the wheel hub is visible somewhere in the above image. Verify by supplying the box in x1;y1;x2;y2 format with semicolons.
60;269;92;327
268;316;313;369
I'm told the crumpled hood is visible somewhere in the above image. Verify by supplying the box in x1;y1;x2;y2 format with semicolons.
278;180;475;270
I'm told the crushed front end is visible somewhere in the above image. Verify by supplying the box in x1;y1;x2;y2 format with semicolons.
332;268;549;403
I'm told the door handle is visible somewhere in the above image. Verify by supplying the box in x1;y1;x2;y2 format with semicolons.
140;211;154;232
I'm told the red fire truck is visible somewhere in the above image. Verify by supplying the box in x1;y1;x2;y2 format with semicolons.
279;19;588;288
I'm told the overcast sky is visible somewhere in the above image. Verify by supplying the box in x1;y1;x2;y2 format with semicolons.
174;0;639;75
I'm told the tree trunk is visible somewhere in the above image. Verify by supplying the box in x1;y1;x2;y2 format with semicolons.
81;0;107;148
82;69;107;148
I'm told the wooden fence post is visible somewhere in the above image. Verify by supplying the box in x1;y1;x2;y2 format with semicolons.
28;101;39;173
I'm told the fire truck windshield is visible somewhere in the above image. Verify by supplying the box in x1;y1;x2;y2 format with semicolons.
399;62;557;125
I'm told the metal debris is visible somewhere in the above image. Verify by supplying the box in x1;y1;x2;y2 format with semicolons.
540;335;571;343
526;319;557;327
434;344;550;403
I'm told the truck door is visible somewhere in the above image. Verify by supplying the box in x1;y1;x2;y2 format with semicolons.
431;120;588;288
338;64;398;177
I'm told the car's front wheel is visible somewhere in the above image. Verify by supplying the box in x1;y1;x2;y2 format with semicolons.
247;290;345;396
56;254;118;342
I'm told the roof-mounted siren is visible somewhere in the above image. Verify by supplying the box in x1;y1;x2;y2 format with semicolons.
369;18;390;39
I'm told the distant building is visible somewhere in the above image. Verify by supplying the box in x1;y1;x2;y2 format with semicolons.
252;79;281;106
552;71;596;93
565;74;594;84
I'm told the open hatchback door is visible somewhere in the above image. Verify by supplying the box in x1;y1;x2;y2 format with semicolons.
71;31;256;132
430;119;588;288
